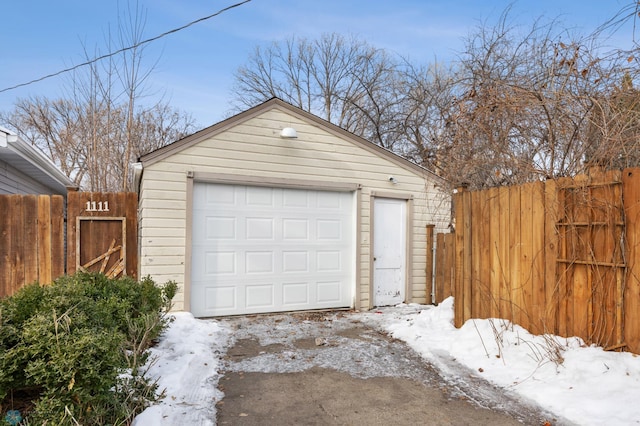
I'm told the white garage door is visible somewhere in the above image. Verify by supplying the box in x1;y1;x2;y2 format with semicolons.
190;182;354;317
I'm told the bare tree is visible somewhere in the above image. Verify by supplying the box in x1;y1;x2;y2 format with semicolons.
231;33;405;149
0;1;195;191
394;61;459;175
425;9;636;189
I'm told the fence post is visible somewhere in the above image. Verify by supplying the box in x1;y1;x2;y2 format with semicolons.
454;188;463;326
426;224;435;304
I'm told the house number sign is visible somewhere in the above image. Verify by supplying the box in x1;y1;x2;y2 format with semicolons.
85;201;110;212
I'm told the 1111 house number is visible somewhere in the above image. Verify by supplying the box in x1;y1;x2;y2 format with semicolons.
85;201;110;212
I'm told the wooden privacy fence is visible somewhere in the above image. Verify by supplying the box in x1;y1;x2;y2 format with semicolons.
435;167;640;354
0;192;138;298
0;195;65;297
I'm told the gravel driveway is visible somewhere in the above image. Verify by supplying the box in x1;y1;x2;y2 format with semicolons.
215;310;568;425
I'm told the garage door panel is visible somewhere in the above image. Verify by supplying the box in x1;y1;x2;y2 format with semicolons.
317;219;343;240
245;284;275;308
191;183;353;317
245;251;274;274
203;286;236;310
246;217;274;239
317;191;342;208
205;184;235;205
283;218;309;239
317;250;342;271
201;251;236;275
283;190;309;207
246;186;275;206
317;281;342;303
206;216;236;239
282;282;309;305
282;251;309;272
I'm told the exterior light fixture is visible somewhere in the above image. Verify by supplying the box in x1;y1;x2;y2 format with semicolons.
280;127;298;138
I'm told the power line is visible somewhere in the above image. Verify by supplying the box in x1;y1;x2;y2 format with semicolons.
0;0;252;94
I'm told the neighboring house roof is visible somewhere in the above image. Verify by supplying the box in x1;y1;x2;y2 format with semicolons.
0;126;77;194
139;97;444;183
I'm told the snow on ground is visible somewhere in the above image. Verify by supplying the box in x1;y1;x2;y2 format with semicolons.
133;298;640;425
360;298;640;426
132;312;231;426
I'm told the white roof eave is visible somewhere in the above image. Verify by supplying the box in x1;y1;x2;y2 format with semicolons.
0;127;77;194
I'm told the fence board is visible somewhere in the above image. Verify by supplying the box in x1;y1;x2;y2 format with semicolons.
508;185;520;324
478;188;492;317
470;190;482;317
610;170;625;347
543;179;558;334
445;233;455;302
612;170;624;348
498;186;510;319
37;196;52;285
557;177;572;337
623;168;640;353
434;232;456;304
10;196;25;292
426;225;435;303
23;195;38;285
0;196;9;296
435;233;446;302
530;181;545;334
454;190;465;327
489;187;500;318
50;196;65;280
462;190;472;322
518;182;534;332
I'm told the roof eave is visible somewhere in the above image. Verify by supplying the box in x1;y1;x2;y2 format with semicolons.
0;129;78;193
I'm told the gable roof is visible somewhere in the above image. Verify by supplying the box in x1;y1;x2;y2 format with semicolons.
139;98;443;182
0;126;77;194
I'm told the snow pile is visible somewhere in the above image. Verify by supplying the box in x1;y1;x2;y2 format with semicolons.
133;312;231;426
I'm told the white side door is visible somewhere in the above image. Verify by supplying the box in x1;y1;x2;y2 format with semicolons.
373;197;407;306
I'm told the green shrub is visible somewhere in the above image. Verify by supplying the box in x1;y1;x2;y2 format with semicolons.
0;272;177;425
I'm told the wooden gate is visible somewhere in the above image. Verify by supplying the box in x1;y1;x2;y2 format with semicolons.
67;192;138;279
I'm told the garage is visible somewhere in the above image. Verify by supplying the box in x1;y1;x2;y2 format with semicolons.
137;98;451;316
190;182;355;317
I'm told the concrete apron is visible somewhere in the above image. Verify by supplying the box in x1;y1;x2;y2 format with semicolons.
216;312;563;426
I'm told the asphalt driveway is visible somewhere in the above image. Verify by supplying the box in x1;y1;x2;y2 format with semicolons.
215;311;568;425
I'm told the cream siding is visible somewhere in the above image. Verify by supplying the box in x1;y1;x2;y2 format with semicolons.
139;101;451;312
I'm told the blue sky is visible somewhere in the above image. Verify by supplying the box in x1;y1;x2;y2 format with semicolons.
0;0;635;127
